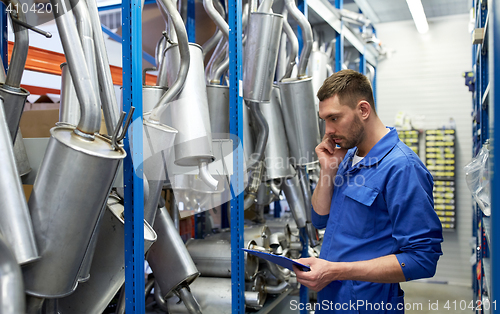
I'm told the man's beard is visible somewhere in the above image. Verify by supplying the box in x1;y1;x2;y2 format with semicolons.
337;115;365;150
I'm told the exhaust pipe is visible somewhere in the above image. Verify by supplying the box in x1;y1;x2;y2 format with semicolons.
0;0;30;142
149;0;190;122
86;0;121;134
59;63;81;126
51;0;100;136
284;0;313;78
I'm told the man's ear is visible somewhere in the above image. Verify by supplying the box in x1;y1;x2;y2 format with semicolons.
358;101;371;120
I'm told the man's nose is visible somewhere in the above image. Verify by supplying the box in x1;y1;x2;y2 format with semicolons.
325;123;335;136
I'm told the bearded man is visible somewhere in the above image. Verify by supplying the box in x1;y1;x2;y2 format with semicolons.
293;69;443;313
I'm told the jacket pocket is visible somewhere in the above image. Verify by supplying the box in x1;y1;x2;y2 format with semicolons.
341;185;380;238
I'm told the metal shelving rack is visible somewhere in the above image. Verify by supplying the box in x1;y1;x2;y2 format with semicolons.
471;0;499;312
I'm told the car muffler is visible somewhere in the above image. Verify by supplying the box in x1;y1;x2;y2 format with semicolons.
0;97;39;265
57;196;157;314
282;172;307;228
147;205;200;299
207;84;229;139
279;0;320;166
22;0;126;298
261;85;294;180
242;12;283;103
186;238;259;280
166;277;266;313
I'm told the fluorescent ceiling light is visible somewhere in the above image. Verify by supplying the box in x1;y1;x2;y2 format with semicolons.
406;0;429;33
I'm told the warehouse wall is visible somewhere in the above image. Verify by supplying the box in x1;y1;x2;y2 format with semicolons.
376;14;473;286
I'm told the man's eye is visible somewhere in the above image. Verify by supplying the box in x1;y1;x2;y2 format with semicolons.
331;117;337;121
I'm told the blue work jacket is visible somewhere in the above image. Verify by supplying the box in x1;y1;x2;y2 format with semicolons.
312;127;443;313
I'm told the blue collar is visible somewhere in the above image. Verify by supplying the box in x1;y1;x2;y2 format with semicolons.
345;127;400;169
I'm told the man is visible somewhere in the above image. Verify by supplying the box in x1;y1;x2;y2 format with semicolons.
293;70;443;313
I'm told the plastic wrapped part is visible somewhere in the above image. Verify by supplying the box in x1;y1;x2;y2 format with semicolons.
57;197;157;314
465;144;491;216
243;12;283;102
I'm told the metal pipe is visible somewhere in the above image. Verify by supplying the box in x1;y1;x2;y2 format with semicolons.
4;0;28;88
207;39;227;81
270;180;281;197
202;29;223;59
86;0;121;135
178;286;203;314
51;0;100;136
71;0;100;121
199;160;219;190
284;0;313;78
153;282;170;312
281;9;298;80
265;260;291;281
244;192;256;210
248;101;269;167
59;63;80;126
264;281;289;294
150;0;190;122
257;0;273;13
210;54;229;84
203;0;229;38
0;233;25;314
155;34;167;69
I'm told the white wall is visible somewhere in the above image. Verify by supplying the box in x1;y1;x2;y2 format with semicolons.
376;14;473;286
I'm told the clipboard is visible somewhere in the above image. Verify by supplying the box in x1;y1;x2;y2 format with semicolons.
241;248;311;272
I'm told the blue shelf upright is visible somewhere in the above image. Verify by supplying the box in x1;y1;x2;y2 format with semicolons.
334;0;343;72
228;0;245;312
122;0;145;311
490;0;500;312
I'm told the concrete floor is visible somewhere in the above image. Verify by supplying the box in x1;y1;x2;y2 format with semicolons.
401;281;473;314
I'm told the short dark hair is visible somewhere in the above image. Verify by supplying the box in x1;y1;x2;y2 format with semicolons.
317;69;376;113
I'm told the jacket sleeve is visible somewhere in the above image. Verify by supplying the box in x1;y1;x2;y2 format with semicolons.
384;162;443;281
312;208;330;229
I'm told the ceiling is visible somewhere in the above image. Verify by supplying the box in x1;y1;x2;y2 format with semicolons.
340;0;471;24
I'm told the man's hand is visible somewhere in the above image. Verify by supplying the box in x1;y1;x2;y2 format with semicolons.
292;257;347;292
315;135;348;174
